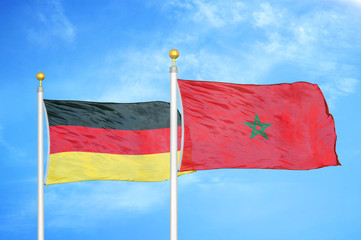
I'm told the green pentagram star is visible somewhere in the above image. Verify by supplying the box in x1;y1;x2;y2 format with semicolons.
244;114;272;140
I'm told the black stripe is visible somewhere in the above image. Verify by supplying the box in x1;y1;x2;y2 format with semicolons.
44;100;181;130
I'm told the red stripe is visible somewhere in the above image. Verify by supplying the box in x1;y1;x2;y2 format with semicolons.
49;125;182;155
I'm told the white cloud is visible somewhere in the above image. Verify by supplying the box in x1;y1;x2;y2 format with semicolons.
192;0;245;27
253;2;283;28
337;78;358;93
0;202;36;234
0;179;169;232
246;2;361;92
27;0;75;45
96;48;171;103
164;0;246;28
332;0;361;7
56;1;360;108
178;172;202;186
293;26;316;45
0;126;26;158
45;181;169;228
181;172;299;224
1;175;199;231
319;77;359;109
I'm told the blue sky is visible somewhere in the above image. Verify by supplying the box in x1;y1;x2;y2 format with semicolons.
1;0;361;239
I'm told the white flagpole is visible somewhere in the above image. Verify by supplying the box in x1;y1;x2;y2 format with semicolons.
169;49;179;240
37;72;45;240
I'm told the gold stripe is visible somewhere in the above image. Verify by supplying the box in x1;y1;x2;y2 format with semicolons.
46;151;193;185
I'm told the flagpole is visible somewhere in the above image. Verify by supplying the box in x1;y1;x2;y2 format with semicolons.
169;49;179;240
37;72;45;240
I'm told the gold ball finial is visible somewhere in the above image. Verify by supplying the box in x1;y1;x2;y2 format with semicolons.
36;72;45;86
169;49;179;66
37;72;45;81
169;49;179;59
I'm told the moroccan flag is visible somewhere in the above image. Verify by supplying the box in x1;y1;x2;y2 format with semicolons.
178;79;340;172
44;100;185;185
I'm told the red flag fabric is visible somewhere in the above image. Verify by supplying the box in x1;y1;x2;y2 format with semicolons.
178;79;340;172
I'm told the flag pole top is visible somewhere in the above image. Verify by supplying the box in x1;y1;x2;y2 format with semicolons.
169;49;179;66
36;72;45;87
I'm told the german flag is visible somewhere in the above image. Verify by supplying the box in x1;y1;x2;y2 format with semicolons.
44;100;185;185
